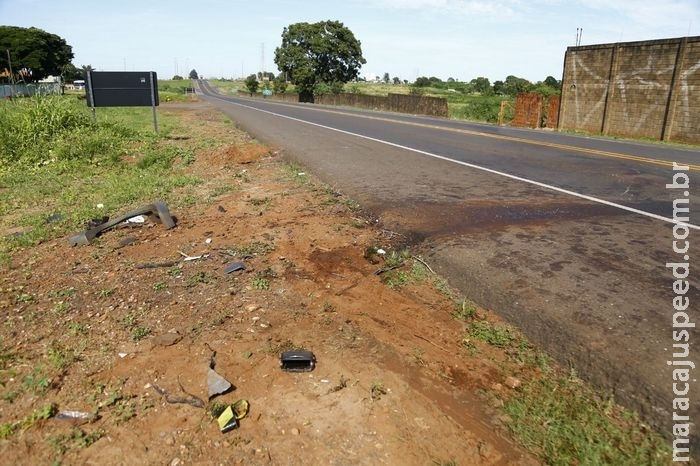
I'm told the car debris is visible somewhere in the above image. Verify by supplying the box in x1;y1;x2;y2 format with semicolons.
280;350;316;372
68;201;176;246
224;261;246;274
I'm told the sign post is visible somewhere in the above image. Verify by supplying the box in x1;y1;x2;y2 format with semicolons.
86;71;159;132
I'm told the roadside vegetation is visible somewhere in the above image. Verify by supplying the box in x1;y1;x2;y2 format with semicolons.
0;92;674;464
209;75;561;124
0;87;201;264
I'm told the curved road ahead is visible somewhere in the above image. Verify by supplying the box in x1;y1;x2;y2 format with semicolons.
195;80;700;445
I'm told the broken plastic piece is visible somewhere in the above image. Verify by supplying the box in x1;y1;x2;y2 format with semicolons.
207;368;232;399
55;410;96;425
231;399;249;420
224;262;246;274
68;201;175;246
280;350;316;372
217;406;239;433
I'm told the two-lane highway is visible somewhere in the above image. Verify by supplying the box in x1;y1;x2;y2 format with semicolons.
195;79;700;445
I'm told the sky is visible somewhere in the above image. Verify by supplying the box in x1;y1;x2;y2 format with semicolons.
1;0;699;83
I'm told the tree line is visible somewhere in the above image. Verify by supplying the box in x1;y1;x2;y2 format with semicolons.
2;23;560;99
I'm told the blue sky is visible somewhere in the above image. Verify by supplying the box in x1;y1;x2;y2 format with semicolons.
2;0;698;83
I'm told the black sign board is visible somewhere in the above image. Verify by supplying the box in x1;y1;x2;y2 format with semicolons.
86;71;159;107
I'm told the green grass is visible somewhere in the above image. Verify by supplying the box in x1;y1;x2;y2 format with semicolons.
504;371;672;465
0;94;204;264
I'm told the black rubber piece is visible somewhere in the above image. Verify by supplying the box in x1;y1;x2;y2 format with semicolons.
68;201;175;246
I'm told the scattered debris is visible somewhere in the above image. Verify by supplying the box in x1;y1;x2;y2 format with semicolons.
178;251;210;261
224;262;246;274
280;350;316;372
217;205;226;213
46;213;63;223
216;399;249;433
125;215;146;224
55;410;97;426
152;379;205;408
69;201;176;246
206;343;233;398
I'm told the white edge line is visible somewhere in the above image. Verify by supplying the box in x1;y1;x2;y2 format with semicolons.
205;91;700;231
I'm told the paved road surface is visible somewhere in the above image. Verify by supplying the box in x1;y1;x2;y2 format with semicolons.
195;80;700;445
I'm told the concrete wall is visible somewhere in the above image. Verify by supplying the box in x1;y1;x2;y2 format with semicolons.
270;92;449;118
558;36;700;144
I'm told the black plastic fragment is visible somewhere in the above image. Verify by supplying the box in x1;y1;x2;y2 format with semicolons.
68;201;175;246
224;262;246;274
280;350;316;372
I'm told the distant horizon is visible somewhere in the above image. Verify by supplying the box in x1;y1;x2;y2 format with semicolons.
2;0;698;84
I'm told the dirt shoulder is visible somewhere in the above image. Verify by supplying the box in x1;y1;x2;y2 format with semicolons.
0;100;543;465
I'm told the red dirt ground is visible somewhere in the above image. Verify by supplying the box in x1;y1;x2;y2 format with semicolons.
0;101;540;465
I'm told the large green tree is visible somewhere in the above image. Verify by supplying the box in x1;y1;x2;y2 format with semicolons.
0;26;73;83
274;20;366;102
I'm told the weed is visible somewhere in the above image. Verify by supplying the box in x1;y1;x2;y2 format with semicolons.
370;381;388;401
121;313;137;329
252;277;270;290
50;427;105;455
433;278;452;297
381;271;407;289
52;301;71;315
454;300;477;321
69;322;88;336
15;293;34;304
468;321;516;348
21;403;58;429
236;241;275;258
152;281;168;291
131;326;151;341
185;271;211;288
23;365;51;393
47;342;77;371
0;422;16;440
248;197;271;206
98;288;114;298
53;287;76;298
461;337;478;354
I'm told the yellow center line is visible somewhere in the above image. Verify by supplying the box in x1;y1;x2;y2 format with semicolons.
300;104;700;171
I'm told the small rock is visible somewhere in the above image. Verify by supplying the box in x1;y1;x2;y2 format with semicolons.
170;458;180;466
291;428;300;436
504;376;521;389
246;304;261;312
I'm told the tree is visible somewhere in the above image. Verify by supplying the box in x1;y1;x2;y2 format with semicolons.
172;75;184;80
0;26;73;82
501;75;533;96
274;20;366;102
544;75;561;90
392;76;401;85
469;76;492;95
189;69;199;79
244;74;259;95
382;72;390;84
272;74;288;94
414;76;431;87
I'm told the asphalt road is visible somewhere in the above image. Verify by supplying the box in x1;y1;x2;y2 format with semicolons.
195;80;700;446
